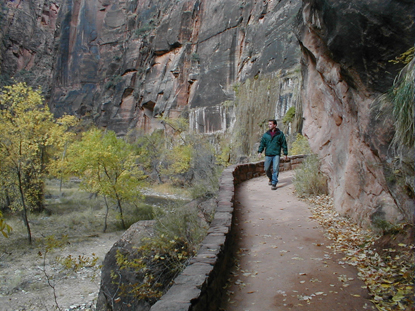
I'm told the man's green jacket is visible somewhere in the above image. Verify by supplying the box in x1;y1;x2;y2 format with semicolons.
258;128;288;156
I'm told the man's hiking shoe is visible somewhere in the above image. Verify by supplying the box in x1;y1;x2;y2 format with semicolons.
271;184;277;190
268;180;272;185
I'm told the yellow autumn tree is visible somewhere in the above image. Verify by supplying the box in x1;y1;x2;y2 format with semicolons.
65;128;146;231
0;82;77;243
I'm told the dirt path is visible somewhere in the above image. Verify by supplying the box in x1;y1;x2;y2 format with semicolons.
220;171;375;311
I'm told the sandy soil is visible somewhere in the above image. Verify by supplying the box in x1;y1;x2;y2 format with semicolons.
0;231;122;311
220;171;376;311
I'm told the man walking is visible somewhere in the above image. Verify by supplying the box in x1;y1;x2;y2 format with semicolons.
258;120;288;190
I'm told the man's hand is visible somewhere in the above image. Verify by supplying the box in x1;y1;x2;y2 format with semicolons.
284;155;288;161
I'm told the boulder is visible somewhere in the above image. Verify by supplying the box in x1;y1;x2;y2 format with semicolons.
96;220;155;311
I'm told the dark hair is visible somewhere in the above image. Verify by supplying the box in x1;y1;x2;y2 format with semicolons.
269;119;277;125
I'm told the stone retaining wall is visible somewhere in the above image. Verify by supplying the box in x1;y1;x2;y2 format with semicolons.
150;155;307;311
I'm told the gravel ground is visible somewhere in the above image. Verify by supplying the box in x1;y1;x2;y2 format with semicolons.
0;231;121;311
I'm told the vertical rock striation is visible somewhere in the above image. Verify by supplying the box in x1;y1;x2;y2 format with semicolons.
296;0;414;225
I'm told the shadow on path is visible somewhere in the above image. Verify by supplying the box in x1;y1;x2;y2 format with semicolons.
219;171;375;311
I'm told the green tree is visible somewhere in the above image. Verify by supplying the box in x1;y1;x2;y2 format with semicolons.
66;128;146;230
0;83;76;243
133;130;166;183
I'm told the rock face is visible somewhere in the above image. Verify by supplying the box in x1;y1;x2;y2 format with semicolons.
0;0;301;135
0;0;413;225
0;1;60;93
296;0;414;225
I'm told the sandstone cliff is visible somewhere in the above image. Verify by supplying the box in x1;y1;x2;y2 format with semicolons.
0;0;413;226
296;0;414;225
1;0;300;134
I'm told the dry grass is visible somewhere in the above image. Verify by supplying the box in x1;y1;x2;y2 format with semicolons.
293;154;328;197
149;183;191;197
2;179;156;251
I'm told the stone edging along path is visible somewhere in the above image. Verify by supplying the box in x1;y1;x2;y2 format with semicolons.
150;155;307;311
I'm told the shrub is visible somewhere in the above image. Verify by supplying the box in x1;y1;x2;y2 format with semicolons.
114;204;207;303
372;54;414;211
293;154;328;197
289;133;312;155
282;106;296;125
371;215;402;235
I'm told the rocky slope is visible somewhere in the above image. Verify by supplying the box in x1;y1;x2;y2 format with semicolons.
0;0;413;225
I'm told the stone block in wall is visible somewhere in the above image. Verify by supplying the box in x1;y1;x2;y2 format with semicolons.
217;190;234;203
238;174;245;183
151;300;191;311
189;252;218;265
150;286;199;310
257;163;265;170
200;233;226;248
219;181;234;192
208;213;232;231
179;263;213;279
173;265;211;288
291;163;303;170
291;158;304;164
280;162;291;171
207;225;231;235
248;163;257;172
216;201;233;213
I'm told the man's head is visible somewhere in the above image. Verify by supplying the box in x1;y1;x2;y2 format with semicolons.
268;119;277;130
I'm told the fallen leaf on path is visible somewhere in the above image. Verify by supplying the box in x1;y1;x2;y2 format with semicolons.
297;295;312;301
303;195;414;310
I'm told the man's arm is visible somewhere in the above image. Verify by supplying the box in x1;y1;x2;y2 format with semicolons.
281;134;288;160
258;135;265;154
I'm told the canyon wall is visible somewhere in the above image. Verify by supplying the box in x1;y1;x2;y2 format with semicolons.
296;0;414;225
1;0;301;136
0;0;413;226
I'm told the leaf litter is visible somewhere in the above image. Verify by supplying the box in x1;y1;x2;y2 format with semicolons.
304;195;414;311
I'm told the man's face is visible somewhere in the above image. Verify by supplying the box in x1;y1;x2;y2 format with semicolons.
268;121;276;130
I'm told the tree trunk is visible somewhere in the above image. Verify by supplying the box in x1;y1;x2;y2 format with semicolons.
103;195;109;233
17;170;32;243
117;198;126;229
